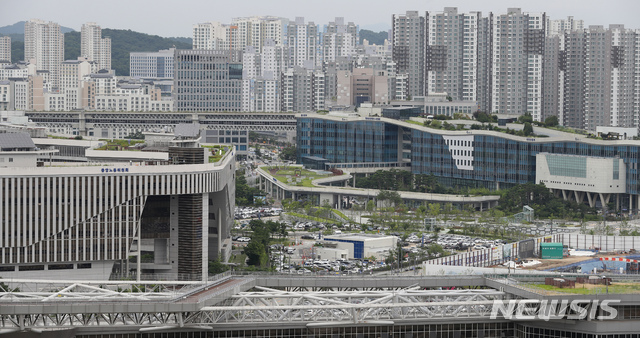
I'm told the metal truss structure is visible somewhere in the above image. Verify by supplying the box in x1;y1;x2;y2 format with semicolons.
0;279;505;333
194;286;505;326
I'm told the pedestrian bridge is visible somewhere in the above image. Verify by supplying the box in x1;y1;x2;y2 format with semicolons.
0;273;636;335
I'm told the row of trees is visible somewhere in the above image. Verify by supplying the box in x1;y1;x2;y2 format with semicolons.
244;220;287;267
355;169;454;194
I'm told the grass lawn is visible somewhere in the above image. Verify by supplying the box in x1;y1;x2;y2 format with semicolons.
229;253;247;266
528;282;640;295
266;166;340;187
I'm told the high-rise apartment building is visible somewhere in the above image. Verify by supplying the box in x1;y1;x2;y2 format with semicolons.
547;16;584;36
582;25;638;130
130;48;175;79
392;11;426;97
281;66;325;112
192;22;238;50
232;16;289;53
425;8;485;102
0;36;10;62
80;22;111;70
491;8;545;120
173;49;243;112
24;19;64;89
321;17;358;62
286;17;320;69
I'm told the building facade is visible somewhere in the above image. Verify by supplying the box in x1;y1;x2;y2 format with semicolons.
0;36;10;63
173;49;243;112
130;48;175;79
0;132;236;281
24;19;64;89
297;113;640;211
80;22;111;70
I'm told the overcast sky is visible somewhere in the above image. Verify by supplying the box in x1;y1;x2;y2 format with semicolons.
2;0;638;37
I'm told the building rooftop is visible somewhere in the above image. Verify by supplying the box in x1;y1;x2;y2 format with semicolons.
0;132;36;151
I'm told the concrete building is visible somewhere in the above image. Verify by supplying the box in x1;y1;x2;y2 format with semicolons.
129;48;175;79
281;66;325;112
0;131;236;281
583;25;638;131
80;22;111;70
173;49;243;112
24;19;64;89
286;17;320;69
58;57;98;110
323;234;397;260
336;68;389;106
321;17;358;63
232;16;289;53
192;21;237;50
392;11;426;97
0;36;10;63
426;8;484;103
547;16;584;36
491;8;546;120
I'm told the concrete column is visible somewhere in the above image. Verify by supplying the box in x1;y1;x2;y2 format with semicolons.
561;190;567;200
586;192;594;208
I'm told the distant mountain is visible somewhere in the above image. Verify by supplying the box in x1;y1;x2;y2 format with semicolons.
0;21;75;41
359;29;388;45
167;37;192;45
64;29;192;76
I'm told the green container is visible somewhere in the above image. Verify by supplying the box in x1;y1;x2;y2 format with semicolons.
540;242;564;259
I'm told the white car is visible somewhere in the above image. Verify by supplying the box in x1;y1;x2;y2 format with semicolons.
236;237;251;242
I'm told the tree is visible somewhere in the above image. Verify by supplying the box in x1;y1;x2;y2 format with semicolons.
544;115;559;127
523;122;534;136
208;259;229;274
377;191;402;208
280;146;297;162
518;113;533;124
428;203;441;219
244;241;268;267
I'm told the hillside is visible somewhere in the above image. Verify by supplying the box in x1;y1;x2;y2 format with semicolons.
359;29;388;45
0;21;75;41
64;29;192;76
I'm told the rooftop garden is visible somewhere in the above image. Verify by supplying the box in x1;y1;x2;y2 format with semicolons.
95;139;145;151
265;166;345;187
203;145;229;163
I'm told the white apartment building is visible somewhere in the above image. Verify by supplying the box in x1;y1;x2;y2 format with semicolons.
242;43;285;112
59;57;98;110
322;17;358;62
81;22;111;70
491;8;545;120
130;48;175;79
0;36;10;62
232;16;289;53
426;8;482;102
392;11;426;97
192;22;238;50
24;19;64;89
286;17;320;69
547;16;584;36
0;81;9;110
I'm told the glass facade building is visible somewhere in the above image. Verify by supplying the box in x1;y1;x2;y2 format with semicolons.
297;114;640;200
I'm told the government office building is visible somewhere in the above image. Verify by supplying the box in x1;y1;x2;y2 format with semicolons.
0;131;235;281
297;113;639;211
